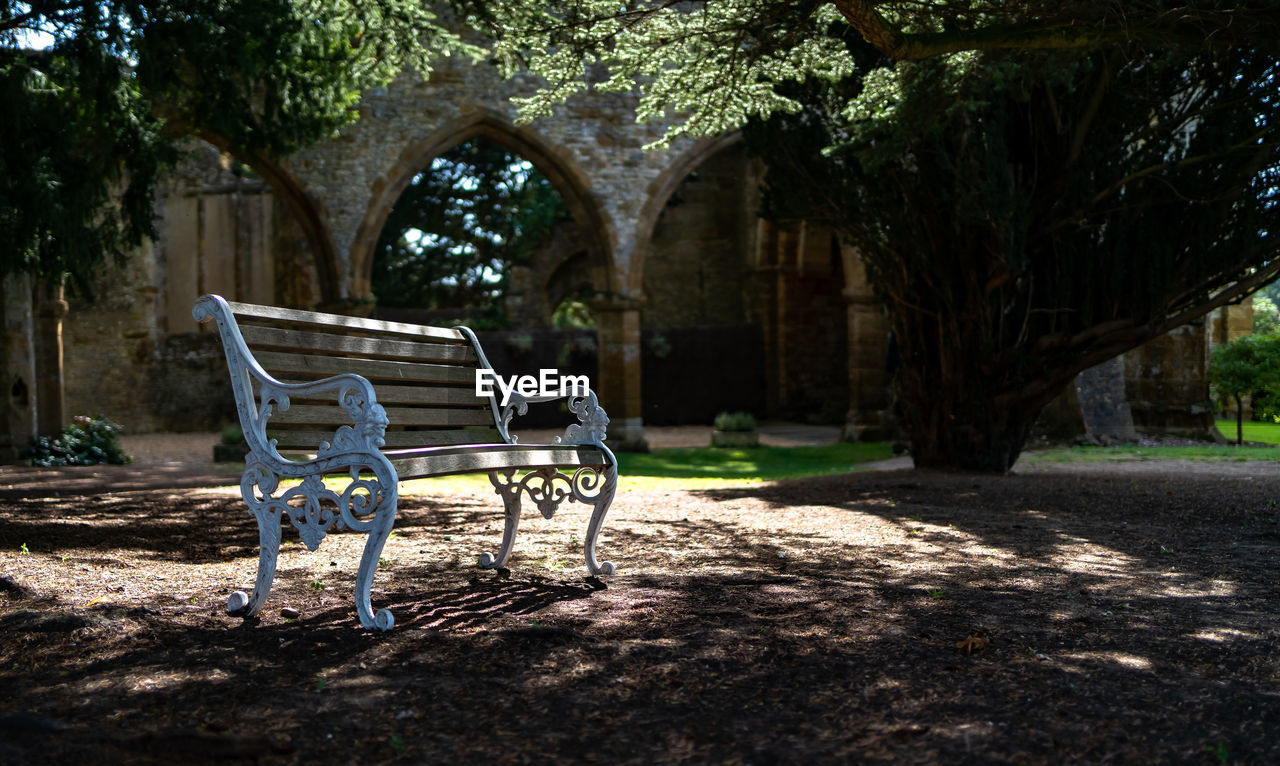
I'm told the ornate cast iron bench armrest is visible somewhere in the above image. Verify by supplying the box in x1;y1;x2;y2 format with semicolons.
195;295;400;631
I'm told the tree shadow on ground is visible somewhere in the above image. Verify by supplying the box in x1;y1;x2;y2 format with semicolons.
1;467;1278;764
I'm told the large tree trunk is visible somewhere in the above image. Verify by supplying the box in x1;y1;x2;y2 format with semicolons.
898;383;1040;473
891;321;1063;473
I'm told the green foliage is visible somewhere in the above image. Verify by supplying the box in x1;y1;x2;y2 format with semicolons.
713;411;758;432
27;415;131;467
219;424;244;445
616;442;893;482
462;1;1280;472
748;45;1278;469
371;139;569;320
463;2;1280;146
551;298;595;330
470;0;854;147
1;1;474;286
1209;335;1280;442
1253;284;1280;336
1;36;171;288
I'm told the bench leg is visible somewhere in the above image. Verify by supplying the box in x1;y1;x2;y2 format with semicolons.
351;491;397;631
481;470;524;570
484;465;618;575
228;506;283;618
582;463;618;576
237;460;398;630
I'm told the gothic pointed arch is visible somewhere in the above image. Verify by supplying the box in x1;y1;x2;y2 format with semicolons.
627;132;744;293
351;110;617;301
195;132;341;304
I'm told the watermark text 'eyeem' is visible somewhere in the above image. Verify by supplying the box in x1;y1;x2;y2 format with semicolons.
475;369;589;407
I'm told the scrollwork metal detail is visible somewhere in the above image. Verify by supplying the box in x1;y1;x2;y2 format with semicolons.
558;390;610;446
318;387;389;456
233;455;398;630
482;458;618;575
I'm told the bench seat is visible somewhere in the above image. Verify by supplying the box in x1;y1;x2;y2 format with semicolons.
385;443;607;479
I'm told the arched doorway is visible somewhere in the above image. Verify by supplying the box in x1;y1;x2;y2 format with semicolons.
369;137;578;329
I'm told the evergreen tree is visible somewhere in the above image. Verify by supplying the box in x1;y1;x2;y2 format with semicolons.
462;1;1280;471
750;47;1278;469
372;139;569;323
1;1;474;287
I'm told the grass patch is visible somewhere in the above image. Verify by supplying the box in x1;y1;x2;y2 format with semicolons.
395;442;894;492
1022;444;1280;465
618;442;893;481
1214;418;1280;445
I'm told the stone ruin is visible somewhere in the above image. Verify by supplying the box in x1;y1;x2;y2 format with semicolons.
0;55;1253;456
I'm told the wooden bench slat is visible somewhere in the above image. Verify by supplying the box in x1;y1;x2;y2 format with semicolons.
270;405;495;427
388;445;606;479
278;384;490;408
241;326;477;364
267;428;503;450
255;352;479;385
227;301;465;342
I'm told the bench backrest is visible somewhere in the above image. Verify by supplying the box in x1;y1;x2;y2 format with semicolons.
219;300;504;451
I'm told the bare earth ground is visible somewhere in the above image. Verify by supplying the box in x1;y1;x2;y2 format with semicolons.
1;444;1278;764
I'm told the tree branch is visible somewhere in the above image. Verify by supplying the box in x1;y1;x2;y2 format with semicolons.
828;2;1280;60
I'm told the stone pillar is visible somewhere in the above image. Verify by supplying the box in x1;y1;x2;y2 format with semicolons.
839;245;895;442
1075;357;1138;444
34;280;68;437
1124;320;1217;439
0;275;37;460
591;294;648;452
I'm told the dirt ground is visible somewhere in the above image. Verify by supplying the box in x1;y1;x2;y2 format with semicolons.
1;457;1278;764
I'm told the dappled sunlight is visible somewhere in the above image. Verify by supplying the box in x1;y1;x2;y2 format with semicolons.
4;462;1280;763
1058;651;1154;672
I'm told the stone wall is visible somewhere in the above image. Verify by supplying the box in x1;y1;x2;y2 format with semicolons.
642;145;752;329
752;221;849;425
61;144;280;435
1124;321;1216;437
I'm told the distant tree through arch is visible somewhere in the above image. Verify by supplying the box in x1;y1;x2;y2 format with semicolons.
371;138;569;326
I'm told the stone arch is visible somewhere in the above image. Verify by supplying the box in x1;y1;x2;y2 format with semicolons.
626;132;744;293
350;109;617;302
196;132;341;305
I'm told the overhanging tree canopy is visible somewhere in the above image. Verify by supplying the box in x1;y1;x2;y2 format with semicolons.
1;1;475;287
750;46;1278;469
461;0;1280;471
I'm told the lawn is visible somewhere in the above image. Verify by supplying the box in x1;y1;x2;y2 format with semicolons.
1022;443;1280;464
402;442;896;493
1214;417;1280;445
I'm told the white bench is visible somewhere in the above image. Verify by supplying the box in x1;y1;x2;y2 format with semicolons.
193;294;619;630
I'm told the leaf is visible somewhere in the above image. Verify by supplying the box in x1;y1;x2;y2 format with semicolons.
956;631;989;655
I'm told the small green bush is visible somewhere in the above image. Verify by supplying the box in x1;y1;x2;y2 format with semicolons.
220;424;244;445
714;411;757;432
27;415;132;467
1208;335;1280;444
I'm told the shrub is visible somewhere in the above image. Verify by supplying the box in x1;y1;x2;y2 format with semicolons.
27;415;132;466
220;424;244;445
714;411;757;432
1208;335;1280;444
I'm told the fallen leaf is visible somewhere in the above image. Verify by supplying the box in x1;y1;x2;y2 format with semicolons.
956;632;989;655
